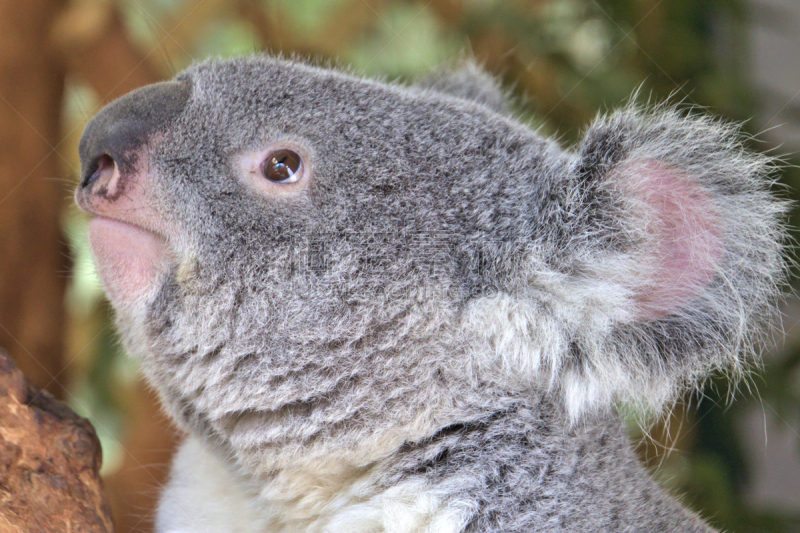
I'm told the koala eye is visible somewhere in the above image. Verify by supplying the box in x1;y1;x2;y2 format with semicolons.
260;149;303;183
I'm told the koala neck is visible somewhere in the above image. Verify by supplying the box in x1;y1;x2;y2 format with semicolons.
159;398;709;533
164;366;518;478
169;397;559;532
122;267;528;477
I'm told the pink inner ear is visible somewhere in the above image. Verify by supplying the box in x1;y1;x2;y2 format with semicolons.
625;160;723;320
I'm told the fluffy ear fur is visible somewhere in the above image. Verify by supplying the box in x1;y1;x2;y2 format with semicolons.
465;105;788;419
414;61;511;116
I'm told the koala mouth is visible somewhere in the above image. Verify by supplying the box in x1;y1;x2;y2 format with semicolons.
76;152;170;306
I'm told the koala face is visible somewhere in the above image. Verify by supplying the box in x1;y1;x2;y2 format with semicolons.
76;58;555;471
75;56;786;475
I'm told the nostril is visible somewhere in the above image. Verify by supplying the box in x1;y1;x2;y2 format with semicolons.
83;153;115;189
95;154;113;174
82;153;124;200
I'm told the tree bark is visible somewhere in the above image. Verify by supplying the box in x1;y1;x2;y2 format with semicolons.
0;349;113;532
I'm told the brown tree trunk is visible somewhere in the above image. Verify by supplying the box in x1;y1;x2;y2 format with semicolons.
0;0;69;398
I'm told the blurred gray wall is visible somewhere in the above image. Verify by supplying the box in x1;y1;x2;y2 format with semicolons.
740;0;800;513
751;0;800;149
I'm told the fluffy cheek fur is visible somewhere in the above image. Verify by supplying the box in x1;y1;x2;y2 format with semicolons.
461;286;674;420
119;258;488;476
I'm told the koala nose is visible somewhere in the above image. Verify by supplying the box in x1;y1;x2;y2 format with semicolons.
79;80;191;189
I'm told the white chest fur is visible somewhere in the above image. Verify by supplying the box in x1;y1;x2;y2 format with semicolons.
155;438;473;533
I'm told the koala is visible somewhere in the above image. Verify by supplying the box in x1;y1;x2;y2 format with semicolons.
75;55;787;532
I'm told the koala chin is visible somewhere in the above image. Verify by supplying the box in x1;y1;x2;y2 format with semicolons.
75;56;787;532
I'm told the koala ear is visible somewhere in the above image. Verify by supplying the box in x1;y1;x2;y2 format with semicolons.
564;107;787;415
415;61;511;116
574;113;733;322
466;106;788;419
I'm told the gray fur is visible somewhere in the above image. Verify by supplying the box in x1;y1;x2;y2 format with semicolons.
77;56;788;532
415;61;513;116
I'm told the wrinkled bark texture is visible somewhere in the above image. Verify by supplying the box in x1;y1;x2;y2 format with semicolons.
0;349;113;532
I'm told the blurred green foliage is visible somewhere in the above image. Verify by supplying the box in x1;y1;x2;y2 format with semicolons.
63;0;800;530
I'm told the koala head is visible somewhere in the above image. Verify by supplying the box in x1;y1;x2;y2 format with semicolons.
75;56;787;474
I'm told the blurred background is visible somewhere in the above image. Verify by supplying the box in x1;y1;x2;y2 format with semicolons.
0;0;798;531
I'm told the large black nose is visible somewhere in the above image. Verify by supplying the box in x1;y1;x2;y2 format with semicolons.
79;80;191;188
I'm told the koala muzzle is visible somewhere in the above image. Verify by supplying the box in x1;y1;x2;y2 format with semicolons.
78;80;190;192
